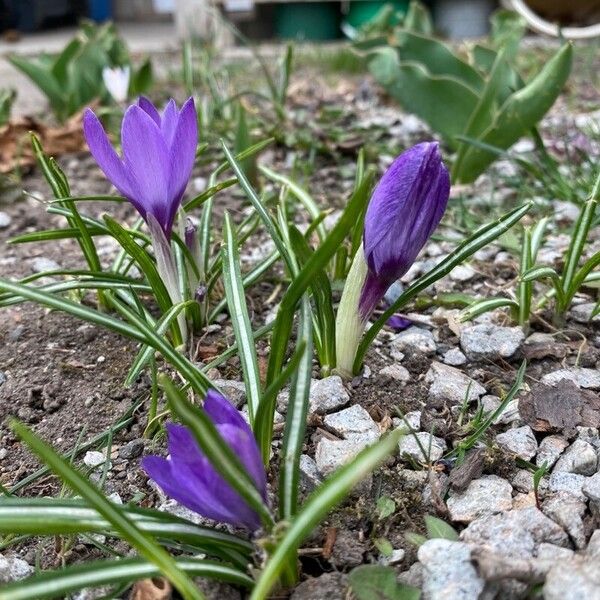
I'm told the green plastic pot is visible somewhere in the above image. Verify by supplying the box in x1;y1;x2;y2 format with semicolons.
346;0;409;28
275;3;341;40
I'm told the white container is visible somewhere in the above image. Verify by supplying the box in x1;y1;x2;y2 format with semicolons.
434;0;496;38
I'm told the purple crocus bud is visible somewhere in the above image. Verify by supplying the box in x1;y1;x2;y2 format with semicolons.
335;142;449;378
83;96;197;240
386;314;413;331
360;142;450;320
142;390;267;531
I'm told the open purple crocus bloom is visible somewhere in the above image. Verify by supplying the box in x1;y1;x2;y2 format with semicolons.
83;96;197;240
359;142;450;320
142;390;268;531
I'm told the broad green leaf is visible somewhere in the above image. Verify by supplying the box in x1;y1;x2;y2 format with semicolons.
376;496;396;519
368;50;479;148
455;43;572;183
424;515;459;540
349;565;420;600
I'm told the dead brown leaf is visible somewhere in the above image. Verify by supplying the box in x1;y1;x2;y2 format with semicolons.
0;112;87;174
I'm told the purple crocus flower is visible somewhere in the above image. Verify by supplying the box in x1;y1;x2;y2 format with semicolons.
83;96;197;240
142;390;267;531
359;142;450;320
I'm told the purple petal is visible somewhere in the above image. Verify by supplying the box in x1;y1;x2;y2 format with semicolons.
165;97;197;236
386;314;412;331
203;389;250;431
160;99;179;148
83;109;136;201
364;142;450;284
137;96;161;125
121;105;171;233
358;271;390;322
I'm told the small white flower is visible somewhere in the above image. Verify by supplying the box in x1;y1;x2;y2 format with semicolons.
102;65;131;103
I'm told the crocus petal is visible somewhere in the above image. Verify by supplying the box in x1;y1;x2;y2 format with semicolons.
83;109;136;201
137;96;161;125
160;99;179;148
387;314;413;331
142;456;238;524
364;142;450;283
165;97;197;235
121;105;171;234
203;389;250;431
358;271;390;322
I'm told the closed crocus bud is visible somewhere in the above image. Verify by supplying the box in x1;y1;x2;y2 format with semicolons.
335;142;450;377
142;390;268;531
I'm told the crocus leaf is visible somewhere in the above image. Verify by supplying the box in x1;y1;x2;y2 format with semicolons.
424;515;459;540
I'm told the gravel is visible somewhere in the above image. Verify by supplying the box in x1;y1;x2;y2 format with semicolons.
548;472;588;501
0;212;11;229
0;554;34;583
442;348;467;366
417;539;484;600
553;439;598;476
495;425;538;460
308;376;350;414
541;367;600;390
542;491;587;549
460;324;525;360
391;326;437;357
398;432;446;463
447;475;513;523
425;362;486;405
378;364;411;382
323;404;379;440
536;435;569;469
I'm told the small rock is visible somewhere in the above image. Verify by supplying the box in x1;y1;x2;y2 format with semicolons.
426;362;486;405
323;405;379;440
442;348;467;366
582;472;600;506
495;425;538;460
460;507;569;559
0;554;34;583
31;257;60;273
290;572;348;600
378;364;410;382
460;324;524;360
536;435;569;469
398;562;424;588
541;368;600;390
536;543;574;561
542;492;587;549
315;437;375;477
299;454;322;492
0;372;5;387
83;451;108;469
447;475;513;523
450;264;476;282
212;380;246;407
481;395;520;425
417;539;485;600
548;472;587;501
378;548;405;566
398;432;446;463
0;212;11;229
118;439;145;460
394;410;421;431
553;439;597;476
309;376;350;414
544;555;600;600
570;303;600;324
391;326;436;357
330;530;366;568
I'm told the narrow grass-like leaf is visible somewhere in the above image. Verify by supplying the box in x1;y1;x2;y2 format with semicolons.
278;296;313;518
354;202;532;373
0;557;253;600
183;178;237;211
221;212;262;424
250;428;404;600
221;140;294;273
259;166;326;242
10;421;204;600
517;226;532;327
163;376;274;529
461;297;518;321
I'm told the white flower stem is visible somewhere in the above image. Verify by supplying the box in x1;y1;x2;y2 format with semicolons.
335;244;368;379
